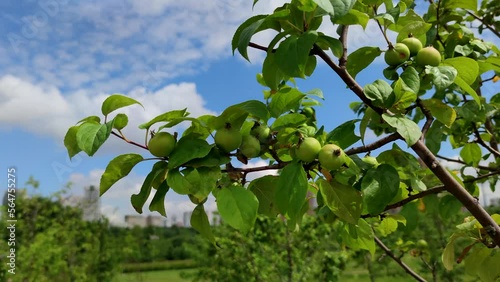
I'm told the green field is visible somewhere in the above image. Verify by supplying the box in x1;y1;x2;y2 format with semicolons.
115;269;196;282
116;268;409;282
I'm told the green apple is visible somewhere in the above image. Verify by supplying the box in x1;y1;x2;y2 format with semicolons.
384;43;410;66
215;125;242;152
295;137;321;162
239;135;260;158
415;46;441;66
401;37;423;56
318;144;347;170
250;123;270;143
148;132;176;157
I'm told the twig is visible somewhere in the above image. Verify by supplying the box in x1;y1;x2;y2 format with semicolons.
222;162;287;174
372;6;392;48
111;131;149;150
338;25;349;68
374;236;427;282
345;133;401;155
473;124;500;158
466;11;500;39
436;155;499;172
416;99;434;142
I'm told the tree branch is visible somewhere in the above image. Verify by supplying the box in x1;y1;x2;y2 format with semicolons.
345;133;401;155
112;131;149;150
249;39;500;246
416;99;434;142
466;11;500;39
338;25;349;68
436;154;499;172
374;236;427;282
411;140;500;245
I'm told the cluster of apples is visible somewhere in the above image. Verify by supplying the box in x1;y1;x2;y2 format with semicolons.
292;137;348;170
147;121;348;172
384;35;441;67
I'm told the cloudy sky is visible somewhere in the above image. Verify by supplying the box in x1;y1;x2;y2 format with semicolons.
1;0;499;225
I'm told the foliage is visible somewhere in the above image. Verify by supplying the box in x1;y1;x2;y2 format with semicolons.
121;260;195;273
64;0;500;280
187;216;347;282
0;188;121;282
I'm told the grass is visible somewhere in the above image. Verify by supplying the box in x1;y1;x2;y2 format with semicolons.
114;269;196;282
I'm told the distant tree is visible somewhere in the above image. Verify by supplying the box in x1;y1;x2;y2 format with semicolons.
0;187;121;282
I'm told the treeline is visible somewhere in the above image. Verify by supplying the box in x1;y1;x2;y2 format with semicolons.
0;189;197;282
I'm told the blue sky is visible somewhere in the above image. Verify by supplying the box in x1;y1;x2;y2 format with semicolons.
1;0;499;225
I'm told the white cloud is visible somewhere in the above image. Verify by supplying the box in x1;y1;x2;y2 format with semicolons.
0;75;215;148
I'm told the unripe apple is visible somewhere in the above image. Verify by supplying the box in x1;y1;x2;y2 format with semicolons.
319;144;347;170
215;125;242;152
239;135;260;158
401;37;423;56
384;43;410;66
250;123;270;143
415;46;441;66
295;137;321;163
148;132;176;157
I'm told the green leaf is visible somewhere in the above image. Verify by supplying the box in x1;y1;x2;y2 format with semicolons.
477;251;500;282
400;66;420;94
209;105;249;130
444;57;479;85
113;113;128;130
217;185;259;233
326;120;360;149
336;9;370;28
346;47;382;79
341;219;375;255
101;94;143;116
364;79;395;108
382;114;421;146
184;147;231;168
427;66;457;90
314;0;356;20
460;143;482;166
262;52;285;91
232;10;286;61
77;115;101;124
396;21;432;43
269;88;306;118
64;125;81;159
421;99;457;127
248;176;280;217
131;161;168;214
361;164;400;215
464;245;491;276
275;161;309;222
275;31;318;78
167;137;212;169
100;154;144;195
271;113;308;130
191;204;216;245
318;179;362;224
138;109;188;130
376;214;406;237
167;167;220;200
149;181;169;217
316;35;343;58
454;76;480;105
76;121;114;156
236;100;270;122
442;234;461;270
232;15;267;60
444;0;477;11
